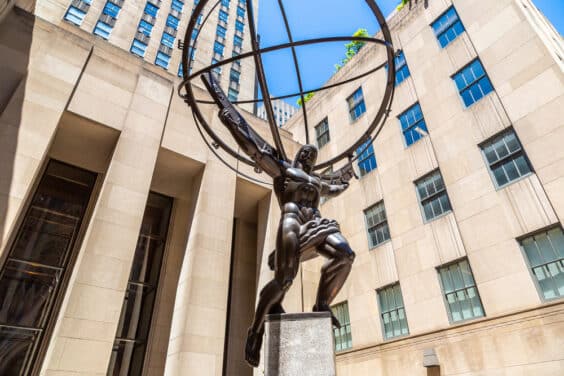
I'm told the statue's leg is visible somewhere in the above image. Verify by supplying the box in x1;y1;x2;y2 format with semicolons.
245;216;300;367
313;232;355;326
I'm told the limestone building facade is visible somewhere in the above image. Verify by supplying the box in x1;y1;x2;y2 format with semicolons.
0;0;563;376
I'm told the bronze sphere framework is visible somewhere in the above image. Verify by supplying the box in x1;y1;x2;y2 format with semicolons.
178;0;397;183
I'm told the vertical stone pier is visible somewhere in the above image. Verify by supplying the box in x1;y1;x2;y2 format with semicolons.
264;312;336;376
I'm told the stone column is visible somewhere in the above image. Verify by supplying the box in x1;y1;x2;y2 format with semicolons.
0;17;91;255
41;70;172;374
164;158;237;376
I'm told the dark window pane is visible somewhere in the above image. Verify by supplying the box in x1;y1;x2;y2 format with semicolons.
493;165;508;186
107;340;146;376
115;284;156;341
0;326;39;375
11;209;77;267
514;155;531;176
110;192;172;373
0;260;60;328
503;160;520;181
129;237;165;286
0;161;95;375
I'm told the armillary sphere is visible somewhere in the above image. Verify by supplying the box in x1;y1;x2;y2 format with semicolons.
178;0;396;184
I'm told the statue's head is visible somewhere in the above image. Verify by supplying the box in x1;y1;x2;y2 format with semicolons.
293;144;318;173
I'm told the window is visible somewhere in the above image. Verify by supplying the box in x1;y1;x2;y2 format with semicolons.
166;14;179;29
131;39;148;57
155;52;171;69
431;6;465;48
214;41;225;55
356;138;376;177
235;20;244;32
236;5;245;18
171;0;183;12
415;170;451;221
315;118;330;149
144;2;158;17
234;35;243;47
438;259;484;323
394;50;410;86
398;103;428;146
102;1;120;17
63;0;91;26
377;284;409;339
221;0;230;7
520;227;564;300
331;302;352;352
228;88;238;101
107;193;173;375
216;24;227;38
93;20;113;39
191;28;198;40
161;33;175;48
211;58;222;74
178;63;183;77
364;201;390;248
347;87;366;121
230;69;240;82
481;129;533;188
138;19;153;35
0;161;96;375
219;9;229;22
453;59;494;107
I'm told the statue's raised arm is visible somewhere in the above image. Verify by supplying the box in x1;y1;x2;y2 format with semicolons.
202;73;285;178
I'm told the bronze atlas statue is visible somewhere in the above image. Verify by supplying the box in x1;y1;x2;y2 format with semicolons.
203;73;357;366
178;0;396;368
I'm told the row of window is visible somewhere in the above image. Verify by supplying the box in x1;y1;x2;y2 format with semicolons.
334;225;564;351
360;132;533;245
332;257;483;352
93;0;124;40
64;0;210;73
318;53;493;152
155;1;184;68
212;0;246;101
130;1;159;57
313;5;492;181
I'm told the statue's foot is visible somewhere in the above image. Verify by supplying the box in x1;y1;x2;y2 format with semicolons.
245;328;263;368
313;303;341;329
268;303;286;315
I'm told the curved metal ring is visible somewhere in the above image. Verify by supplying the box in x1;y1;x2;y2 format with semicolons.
180;0;396;173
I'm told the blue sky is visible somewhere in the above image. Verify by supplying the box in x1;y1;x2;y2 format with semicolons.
255;0;563;106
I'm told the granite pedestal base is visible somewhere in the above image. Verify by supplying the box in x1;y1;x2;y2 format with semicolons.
264;312;336;376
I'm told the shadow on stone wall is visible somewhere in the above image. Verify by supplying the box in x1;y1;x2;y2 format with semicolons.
0;6;36;257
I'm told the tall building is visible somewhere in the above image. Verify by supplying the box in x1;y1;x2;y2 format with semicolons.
26;0;257;111
256;98;298;127
0;1;562;376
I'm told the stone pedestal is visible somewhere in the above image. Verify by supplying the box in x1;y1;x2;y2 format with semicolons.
264;312;336;376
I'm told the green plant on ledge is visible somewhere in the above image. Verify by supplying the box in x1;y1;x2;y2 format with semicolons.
397;0;410;11
297;92;315;107
334;28;369;72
